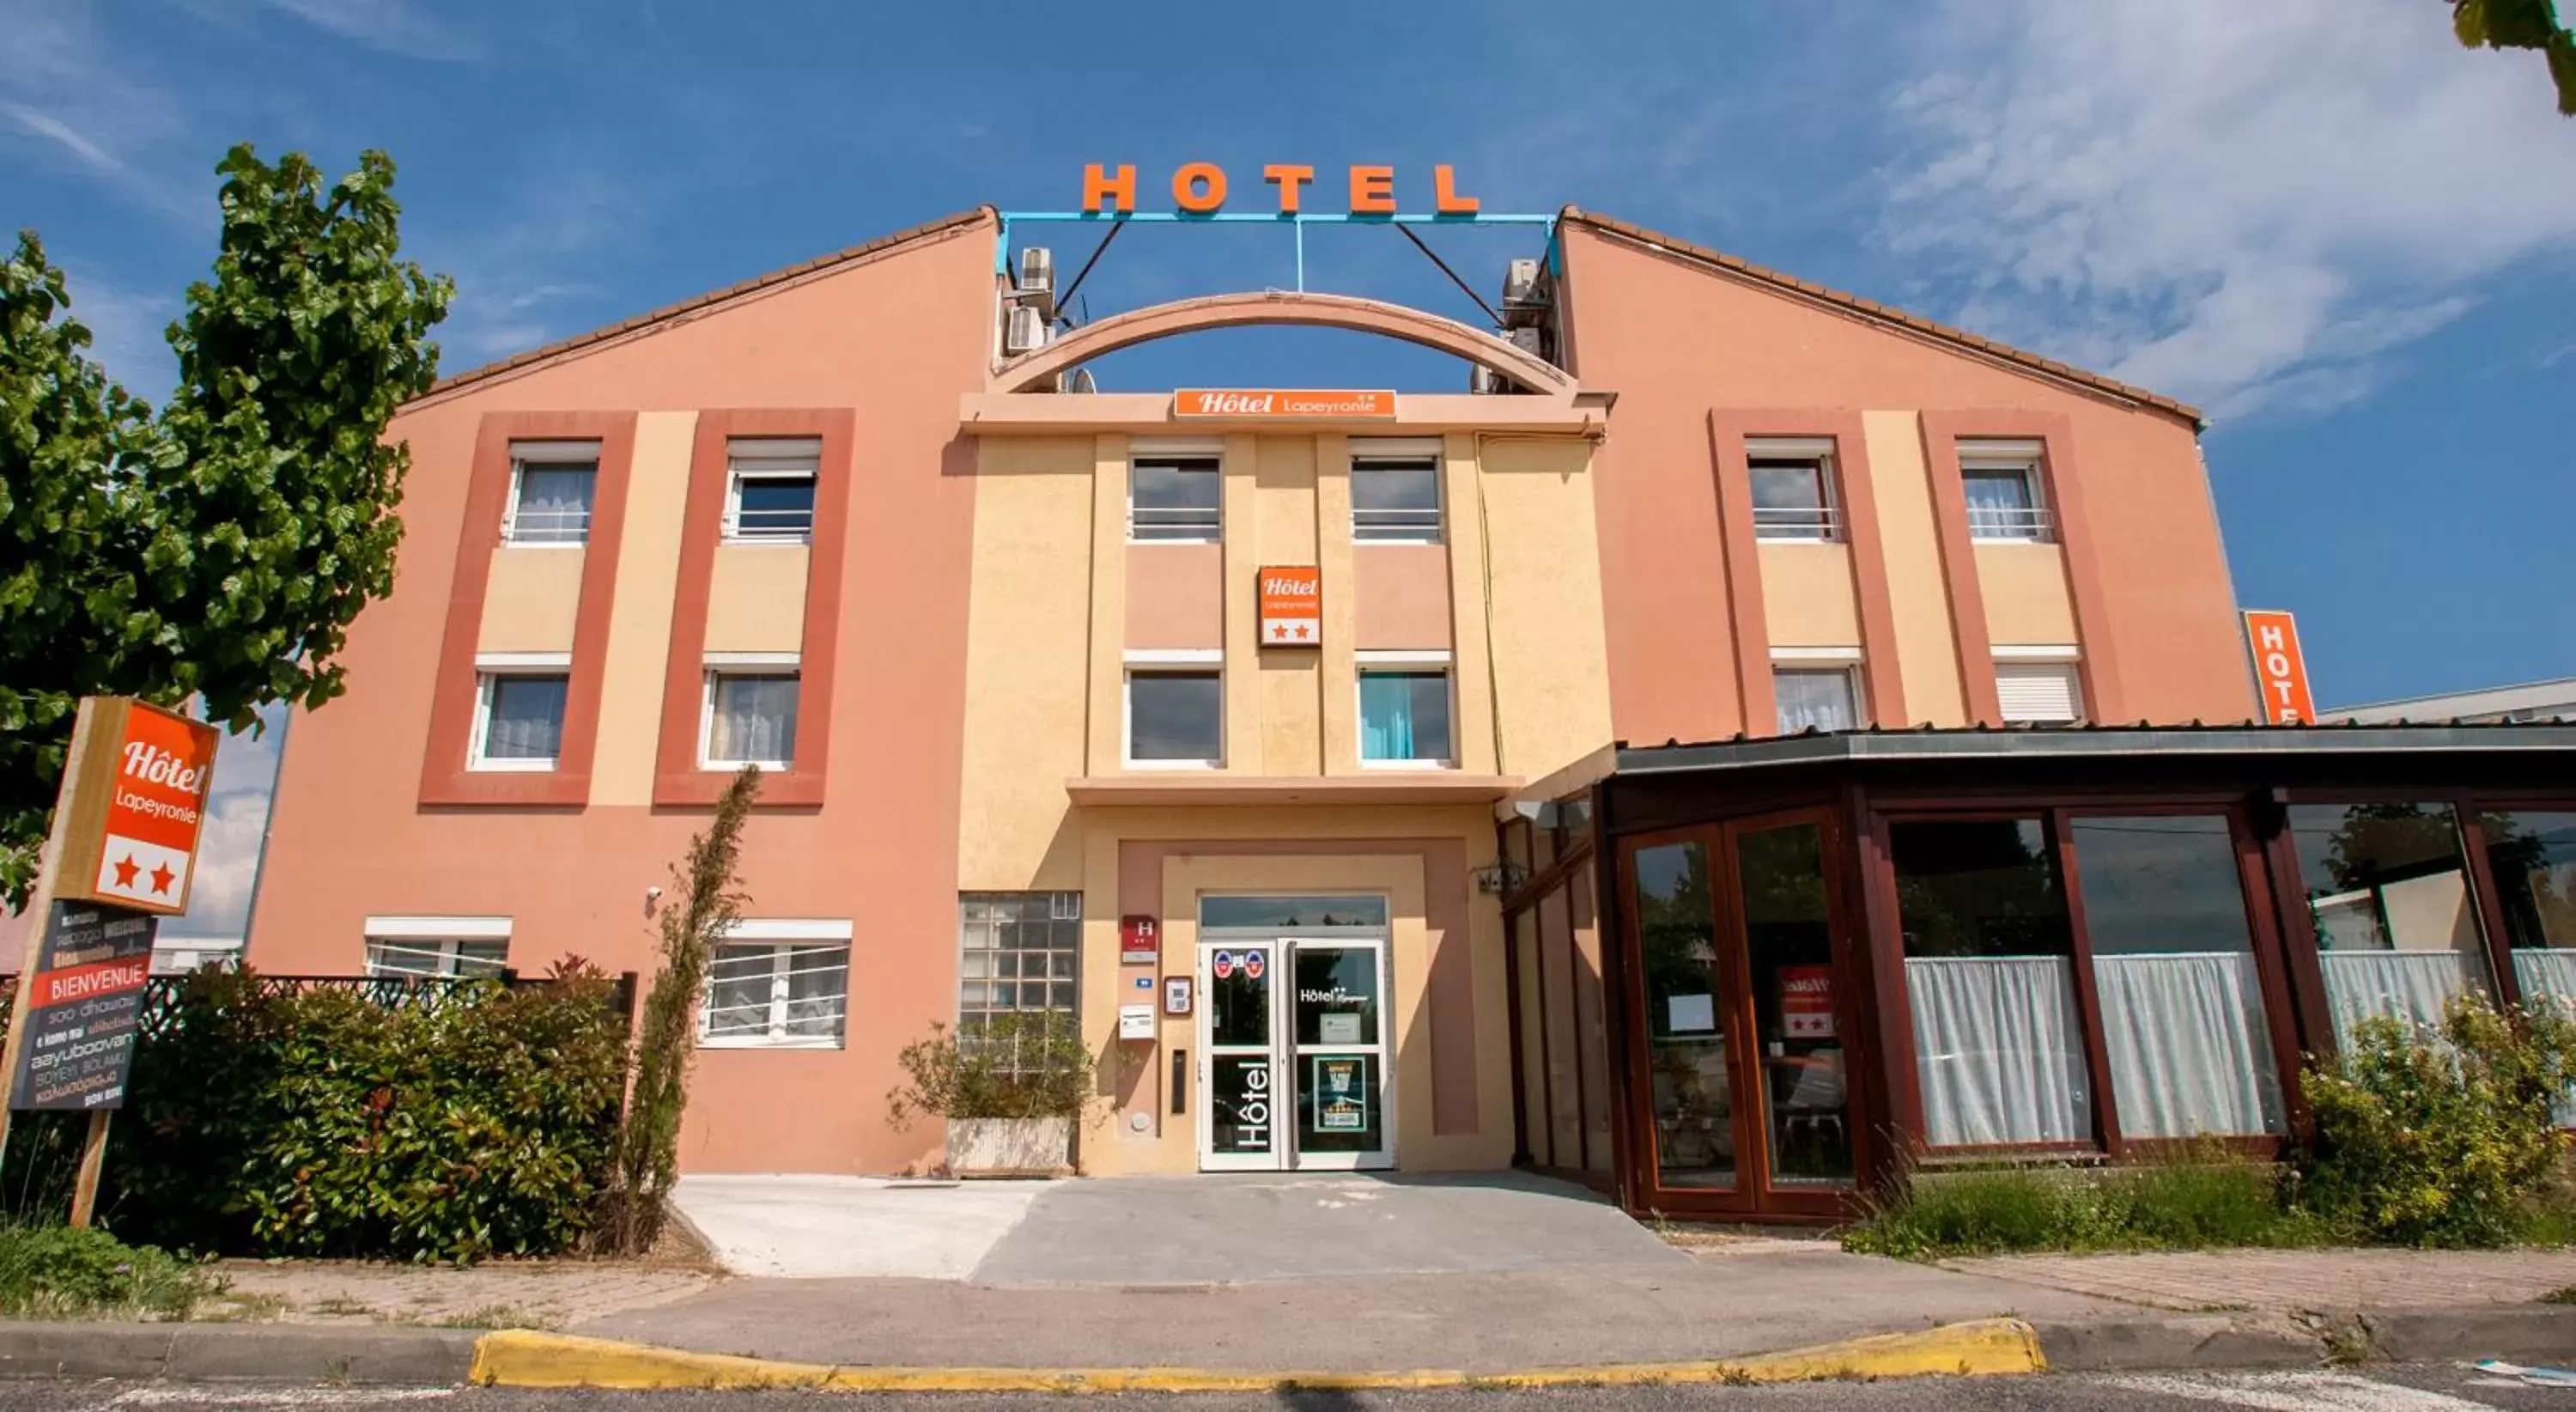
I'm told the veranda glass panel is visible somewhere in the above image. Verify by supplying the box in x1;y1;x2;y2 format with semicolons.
2070;815;2285;1137
1634;839;1732;1187
1892;819;2094;1147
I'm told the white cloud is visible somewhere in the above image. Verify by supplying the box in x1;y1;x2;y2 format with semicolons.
54;265;178;399
254;0;477;61
1880;0;2576;419
416;178;622;368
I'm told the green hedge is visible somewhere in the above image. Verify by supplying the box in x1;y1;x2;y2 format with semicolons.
1;966;629;1263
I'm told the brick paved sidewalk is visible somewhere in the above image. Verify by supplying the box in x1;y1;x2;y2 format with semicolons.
1944;1248;2576;1314
204;1260;719;1330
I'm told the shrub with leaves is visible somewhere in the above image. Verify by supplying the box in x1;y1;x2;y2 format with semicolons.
0;966;629;1263
2300;994;2576;1247
887;1013;1096;1125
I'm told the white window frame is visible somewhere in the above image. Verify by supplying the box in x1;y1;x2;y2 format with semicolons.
1993;646;2085;723
1355;649;1457;770
500;441;600;548
1123;649;1224;770
1959;440;2054;544
722;437;821;545
1350;438;1446;545
698;918;853;1050
1768;652;1865;734
1127;441;1224;545
1746;437;1844;543
362;916;512;979
469;652;573;773
700;652;800;771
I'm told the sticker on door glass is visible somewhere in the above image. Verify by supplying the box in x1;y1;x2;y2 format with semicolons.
1319;1012;1363;1044
1313;1056;1367;1131
1212;950;1234;979
1243;951;1265;980
1212;1055;1273;1153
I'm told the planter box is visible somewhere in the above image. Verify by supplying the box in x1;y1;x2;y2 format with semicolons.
948;1117;1072;1178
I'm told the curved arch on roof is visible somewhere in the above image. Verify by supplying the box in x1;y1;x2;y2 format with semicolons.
989;290;1575;396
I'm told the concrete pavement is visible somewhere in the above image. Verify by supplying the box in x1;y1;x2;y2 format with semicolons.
12;1364;2576;1409
666;1171;1683;1283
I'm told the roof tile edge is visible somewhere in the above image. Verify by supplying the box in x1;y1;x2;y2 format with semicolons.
416;206;1000;402
1557;205;2206;429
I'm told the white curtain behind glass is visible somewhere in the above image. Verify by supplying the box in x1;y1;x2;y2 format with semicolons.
483;676;566;760
709;675;798;764
2319;952;2486;1047
1775;671;1856;734
2092;952;2284;1136
1906;956;2092;1145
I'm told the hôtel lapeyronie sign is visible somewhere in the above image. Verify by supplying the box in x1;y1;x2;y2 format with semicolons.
1082;163;1481;216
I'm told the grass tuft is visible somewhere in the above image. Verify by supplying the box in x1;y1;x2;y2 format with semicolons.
1842;1145;2330;1261
0;1223;224;1320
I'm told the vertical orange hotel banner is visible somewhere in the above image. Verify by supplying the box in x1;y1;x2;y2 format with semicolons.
2242;610;2317;725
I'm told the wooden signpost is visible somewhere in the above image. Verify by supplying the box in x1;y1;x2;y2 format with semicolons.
0;698;219;1226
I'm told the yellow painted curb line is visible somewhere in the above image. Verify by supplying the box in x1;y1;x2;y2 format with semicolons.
470;1317;2045;1393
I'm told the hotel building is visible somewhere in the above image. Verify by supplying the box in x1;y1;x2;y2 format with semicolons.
240;204;2576;1220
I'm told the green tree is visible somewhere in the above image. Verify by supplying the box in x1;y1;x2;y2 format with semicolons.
2451;0;2576;115
602;766;762;1256
0;144;451;906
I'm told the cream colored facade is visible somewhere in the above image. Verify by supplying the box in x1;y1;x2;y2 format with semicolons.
955;424;1610;1174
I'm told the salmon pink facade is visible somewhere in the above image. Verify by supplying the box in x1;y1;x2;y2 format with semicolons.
236;204;2320;1201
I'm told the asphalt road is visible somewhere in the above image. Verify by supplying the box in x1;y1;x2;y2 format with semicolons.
6;1366;2574;1411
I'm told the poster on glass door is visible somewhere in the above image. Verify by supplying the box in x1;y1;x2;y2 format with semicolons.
1312;1056;1368;1132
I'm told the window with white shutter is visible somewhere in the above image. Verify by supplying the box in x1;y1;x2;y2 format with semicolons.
1996;662;2083;722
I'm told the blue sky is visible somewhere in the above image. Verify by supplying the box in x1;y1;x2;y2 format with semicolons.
8;0;2574;937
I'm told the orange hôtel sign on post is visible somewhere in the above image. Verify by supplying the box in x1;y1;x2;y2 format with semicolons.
54;698;221;916
2242;610;2317;726
1083;163;1480;216
1260;567;1322;648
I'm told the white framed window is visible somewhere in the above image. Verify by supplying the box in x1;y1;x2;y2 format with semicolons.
1351;439;1443;544
502;441;598;546
701;920;851;1049
469;653;572;772
1959;440;2052;543
724;437;820;544
1128;453;1221;543
701;654;799;770
1995;648;2084;722
363;916;511;979
1747;438;1842;542
1357;650;1455;767
1124;650;1223;768
1773;663;1862;734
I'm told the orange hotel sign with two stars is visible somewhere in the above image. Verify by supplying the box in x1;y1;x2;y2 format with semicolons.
54;698;220;918
1260;567;1322;648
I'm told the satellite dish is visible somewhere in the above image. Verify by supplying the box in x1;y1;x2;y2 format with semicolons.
1060;368;1099;395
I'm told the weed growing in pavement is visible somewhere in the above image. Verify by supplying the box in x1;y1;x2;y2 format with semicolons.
0;1224;223;1320
2540;1285;2576;1305
1841;1142;2328;1260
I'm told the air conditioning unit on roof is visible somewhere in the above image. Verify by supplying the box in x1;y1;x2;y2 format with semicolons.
1005;304;1048;355
1503;258;1542;307
1016;246;1056;320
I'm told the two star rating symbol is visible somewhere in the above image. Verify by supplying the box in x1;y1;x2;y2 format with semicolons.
1266;622;1314;642
110;854;176;895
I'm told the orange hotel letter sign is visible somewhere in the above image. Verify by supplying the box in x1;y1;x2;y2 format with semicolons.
1083;163;1481;216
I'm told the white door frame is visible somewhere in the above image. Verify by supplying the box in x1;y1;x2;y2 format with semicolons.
1280;934;1395;1172
1194;932;1396;1172
1195;939;1284;1172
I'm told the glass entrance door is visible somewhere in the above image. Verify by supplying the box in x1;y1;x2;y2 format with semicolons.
1199;940;1282;1171
1196;936;1395;1172
1621;810;1862;1217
